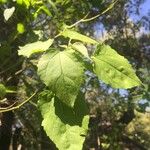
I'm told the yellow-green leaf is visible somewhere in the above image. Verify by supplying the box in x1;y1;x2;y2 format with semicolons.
38;91;89;150
71;42;90;58
37;49;85;107
18;39;53;58
92;44;142;89
61;29;98;44
17;23;25;34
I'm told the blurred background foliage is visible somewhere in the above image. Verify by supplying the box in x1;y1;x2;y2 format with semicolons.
0;0;150;149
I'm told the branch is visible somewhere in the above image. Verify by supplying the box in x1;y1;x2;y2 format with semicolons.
0;102;17;110
122;134;147;150
0;91;37;113
82;0;118;22
66;0;118;28
67;13;89;28
6;68;25;82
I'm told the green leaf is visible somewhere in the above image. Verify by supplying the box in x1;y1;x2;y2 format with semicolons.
3;7;15;21
40;5;52;16
0;84;6;98
38;91;89;150
17;23;25;34
17;0;30;8
61;29;98;44
71;42;90;58
34;5;52;18
18;39;53;58
0;0;7;3
37;49;85;107
16;0;23;5
92;44;141;89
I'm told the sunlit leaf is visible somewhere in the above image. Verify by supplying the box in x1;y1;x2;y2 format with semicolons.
17;0;30;8
34;5;52;18
16;0;23;5
37;49;85;107
18;39;53;58
92;44;141;89
71;42;89;58
41;5;52;16
17;23;25;34
0;0;7;3
3;7;15;21
61;29;98;44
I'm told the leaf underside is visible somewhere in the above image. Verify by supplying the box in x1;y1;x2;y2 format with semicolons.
18;38;53;58
37;49;85;107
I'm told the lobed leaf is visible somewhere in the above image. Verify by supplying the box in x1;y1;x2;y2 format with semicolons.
18;39;53;58
92;44;141;89
37;49;85;107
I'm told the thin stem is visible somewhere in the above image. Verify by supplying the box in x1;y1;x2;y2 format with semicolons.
29;101;37;107
6;68;25;82
67;13;89;28
0;102;17;110
0;91;37;113
54;1;118;39
66;0;118;28
54;33;61;39
83;0;118;22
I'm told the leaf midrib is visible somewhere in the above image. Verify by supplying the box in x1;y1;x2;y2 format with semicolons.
94;56;140;84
